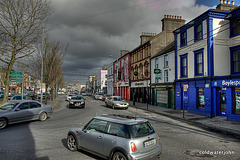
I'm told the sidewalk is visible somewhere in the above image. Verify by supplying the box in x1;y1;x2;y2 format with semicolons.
126;100;240;139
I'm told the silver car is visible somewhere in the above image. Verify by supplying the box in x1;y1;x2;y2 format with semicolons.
0;100;53;129
67;114;162;160
105;96;129;109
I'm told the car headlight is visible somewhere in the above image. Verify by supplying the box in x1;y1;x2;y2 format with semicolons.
70;102;74;104
81;101;84;104
116;103;120;106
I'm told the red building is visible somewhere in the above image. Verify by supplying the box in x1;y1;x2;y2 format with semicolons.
113;51;131;100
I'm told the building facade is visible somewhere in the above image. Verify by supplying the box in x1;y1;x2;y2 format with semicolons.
113;51;131;100
96;70;107;93
150;42;175;109
174;1;240;122
107;62;114;95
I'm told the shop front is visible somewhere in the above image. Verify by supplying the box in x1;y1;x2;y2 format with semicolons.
130;80;150;103
151;82;175;109
212;79;240;122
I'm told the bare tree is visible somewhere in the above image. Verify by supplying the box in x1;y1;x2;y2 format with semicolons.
39;39;67;104
0;0;52;103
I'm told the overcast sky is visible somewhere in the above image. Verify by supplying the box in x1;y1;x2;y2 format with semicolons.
47;0;240;85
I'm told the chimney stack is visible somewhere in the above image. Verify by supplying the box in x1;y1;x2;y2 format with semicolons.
217;0;237;11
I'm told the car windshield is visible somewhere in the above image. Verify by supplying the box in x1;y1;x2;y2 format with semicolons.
97;93;103;95
128;121;155;138
13;96;25;100
71;96;83;100
0;102;19;111
113;97;123;101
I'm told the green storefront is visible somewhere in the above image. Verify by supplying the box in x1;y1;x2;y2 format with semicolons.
151;82;175;109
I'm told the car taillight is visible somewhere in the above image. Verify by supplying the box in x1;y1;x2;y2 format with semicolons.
158;136;160;143
131;142;137;152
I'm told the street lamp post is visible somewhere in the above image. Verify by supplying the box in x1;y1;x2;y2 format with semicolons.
40;27;45;104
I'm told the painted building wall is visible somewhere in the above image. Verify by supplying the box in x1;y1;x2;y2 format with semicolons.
151;50;175;83
176;19;208;79
213;18;230;76
107;63;113;95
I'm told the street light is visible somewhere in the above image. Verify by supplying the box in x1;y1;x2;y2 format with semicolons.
40;27;45;104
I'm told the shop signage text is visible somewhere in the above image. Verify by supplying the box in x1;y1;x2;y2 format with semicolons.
213;80;240;87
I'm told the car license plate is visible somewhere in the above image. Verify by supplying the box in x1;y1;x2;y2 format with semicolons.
144;139;155;147
75;103;80;106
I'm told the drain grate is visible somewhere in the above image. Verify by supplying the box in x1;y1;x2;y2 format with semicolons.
183;149;216;158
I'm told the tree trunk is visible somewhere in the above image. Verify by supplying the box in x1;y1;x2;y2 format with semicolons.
3;62;14;104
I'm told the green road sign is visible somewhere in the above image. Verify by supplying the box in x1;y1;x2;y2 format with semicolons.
156;77;161;79
10;72;22;75
10;79;22;83
10;72;23;83
154;69;161;74
10;75;22;79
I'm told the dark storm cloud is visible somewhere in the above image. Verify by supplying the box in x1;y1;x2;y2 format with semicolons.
48;0;210;84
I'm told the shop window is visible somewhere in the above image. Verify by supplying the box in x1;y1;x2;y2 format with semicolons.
180;31;187;47
194;48;204;76
180;54;188;78
194;23;203;41
198;88;205;109
235;88;240;114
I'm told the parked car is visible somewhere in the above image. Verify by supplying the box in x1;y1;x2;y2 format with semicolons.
0;91;4;98
105;96;129;109
10;95;31;101
0;100;53;129
37;93;50;100
66;94;74;101
102;94;111;101
67;114;162;160
69;96;85;108
94;93;103;100
80;91;87;96
86;92;92;96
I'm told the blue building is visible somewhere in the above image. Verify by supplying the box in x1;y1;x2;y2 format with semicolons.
173;1;240;122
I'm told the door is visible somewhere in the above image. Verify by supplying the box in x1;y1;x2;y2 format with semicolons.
218;88;227;116
9;102;30;123
81;119;107;154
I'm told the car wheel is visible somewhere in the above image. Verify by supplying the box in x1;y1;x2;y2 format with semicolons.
112;104;115;109
67;134;78;151
0;118;7;129
112;152;127;160
105;102;108;107
39;112;47;121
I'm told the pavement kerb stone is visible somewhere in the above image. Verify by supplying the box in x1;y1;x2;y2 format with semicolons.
128;104;240;139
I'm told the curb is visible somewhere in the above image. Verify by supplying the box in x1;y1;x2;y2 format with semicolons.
129;105;240;139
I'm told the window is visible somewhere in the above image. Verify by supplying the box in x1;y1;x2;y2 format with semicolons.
85;118;107;133
235;88;240;114
180;54;188;77
18;103;29;110
155;58;158;69
164;55;168;67
107;123;129;138
121;59;124;67
146;48;148;57
198;88;205;109
195;23;202;41
128;121;155;138
29;102;41;109
232;49;240;74
164;70;168;82
136;53;138;61
231;17;240;36
194;48;204;76
180;31;187;47
141;50;143;59
140;66;143;79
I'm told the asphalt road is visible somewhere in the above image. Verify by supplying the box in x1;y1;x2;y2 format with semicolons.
0;95;240;160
